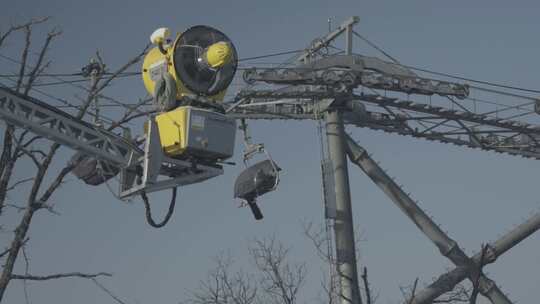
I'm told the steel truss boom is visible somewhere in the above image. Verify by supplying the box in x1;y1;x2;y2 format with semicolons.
227;90;540;159
0;87;141;166
0;86;223;198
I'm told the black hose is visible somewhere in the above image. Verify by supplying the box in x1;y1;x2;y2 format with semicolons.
140;187;177;228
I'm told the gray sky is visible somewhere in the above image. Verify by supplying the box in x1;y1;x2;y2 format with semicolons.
1;1;539;303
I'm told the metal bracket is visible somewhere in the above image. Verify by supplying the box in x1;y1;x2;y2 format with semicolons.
119;116;223;199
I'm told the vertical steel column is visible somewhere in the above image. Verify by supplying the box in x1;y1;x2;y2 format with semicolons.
326;22;361;304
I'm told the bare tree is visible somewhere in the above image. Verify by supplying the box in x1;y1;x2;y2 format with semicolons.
183;237;307;304
186;253;258;304
184;228;480;304
249;236;307;304
303;221;375;304
400;279;470;304
0;17;150;303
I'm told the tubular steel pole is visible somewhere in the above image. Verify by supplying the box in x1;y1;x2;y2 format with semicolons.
326;110;361;304
326;22;362;304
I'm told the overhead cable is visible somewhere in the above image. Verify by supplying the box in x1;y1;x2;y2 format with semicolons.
352;31;540;95
238;49;305;62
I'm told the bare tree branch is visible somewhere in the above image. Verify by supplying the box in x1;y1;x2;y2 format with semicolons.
0;238;28;259
401;278;470;304
6;178;34;191
0;17;49;48
11;135;42;169
303;221;341;304
15;25;32;92
0;125;14;214
108;97;153;131
23;28;62;95
11;272;111;281
4;203;26;212
0;23;34;213
21;244;31;304
433;283;470;303
0;19;149;302
360;267;372;304
0;18;54;215
407;279;418;304
303;222;334;264
93;44;150;95
187;253;257;304
468;245;488;304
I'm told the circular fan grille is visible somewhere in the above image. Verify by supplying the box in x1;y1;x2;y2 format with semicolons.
173;25;238;96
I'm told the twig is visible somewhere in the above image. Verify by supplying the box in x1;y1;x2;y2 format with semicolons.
5;203;26;212
15;25;32;92
407;278;418;304
91;278;129;304
6;178;34;191
360;267;372;304
107;97;153;131
23;28;62;95
0;17;49;48
22;244;31;304
0;238;29;258
12;135;42;169
36;164;74;205
469;244;488;304
94;44;150;94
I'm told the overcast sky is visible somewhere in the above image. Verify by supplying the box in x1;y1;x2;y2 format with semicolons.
1;1;539;304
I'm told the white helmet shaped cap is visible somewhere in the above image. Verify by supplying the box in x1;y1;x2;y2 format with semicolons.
150;27;170;45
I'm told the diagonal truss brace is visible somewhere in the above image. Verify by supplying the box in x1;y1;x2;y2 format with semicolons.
344;134;512;304
411;211;540;303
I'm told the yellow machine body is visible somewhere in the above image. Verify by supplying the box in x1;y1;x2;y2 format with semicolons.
152;106;236;160
141;34;227;102
142;26;237;160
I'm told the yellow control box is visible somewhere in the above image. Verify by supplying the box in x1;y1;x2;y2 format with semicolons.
154;107;189;156
153;106;236;160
